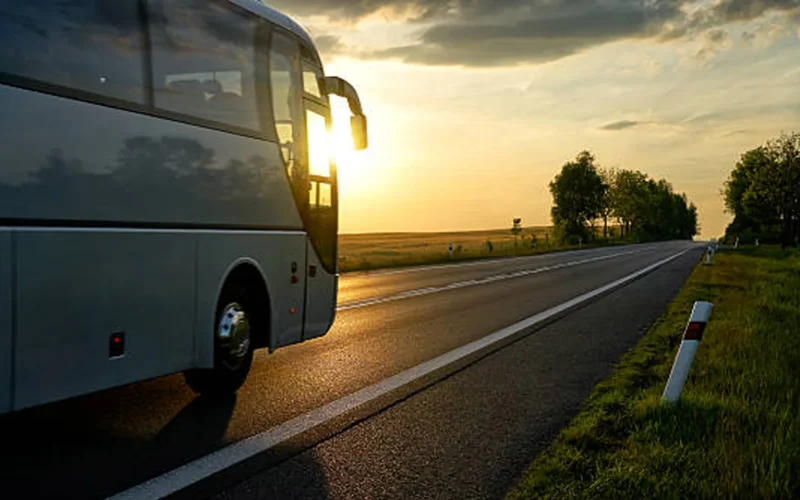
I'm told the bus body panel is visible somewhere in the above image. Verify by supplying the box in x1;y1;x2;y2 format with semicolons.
195;231;307;364
0;86;311;410
13;229;196;410
0;86;304;230
0;0;359;412
303;239;337;341
0;230;11;413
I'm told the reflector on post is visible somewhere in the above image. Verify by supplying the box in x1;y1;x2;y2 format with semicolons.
662;301;713;404
683;321;706;341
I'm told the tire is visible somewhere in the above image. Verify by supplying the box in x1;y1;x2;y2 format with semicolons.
184;283;255;397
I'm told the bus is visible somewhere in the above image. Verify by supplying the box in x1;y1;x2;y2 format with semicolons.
0;0;367;413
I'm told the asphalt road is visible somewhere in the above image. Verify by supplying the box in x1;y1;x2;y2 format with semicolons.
0;241;702;499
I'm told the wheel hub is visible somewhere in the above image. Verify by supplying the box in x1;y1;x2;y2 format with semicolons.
217;302;251;371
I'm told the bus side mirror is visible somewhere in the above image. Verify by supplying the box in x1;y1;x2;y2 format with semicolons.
351;114;368;150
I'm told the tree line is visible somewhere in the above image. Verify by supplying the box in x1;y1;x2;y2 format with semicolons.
723;132;800;248
549;150;699;243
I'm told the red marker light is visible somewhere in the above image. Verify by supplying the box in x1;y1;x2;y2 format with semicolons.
291;275;299;284
109;332;126;358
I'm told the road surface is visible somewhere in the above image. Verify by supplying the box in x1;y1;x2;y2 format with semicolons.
0;241;703;499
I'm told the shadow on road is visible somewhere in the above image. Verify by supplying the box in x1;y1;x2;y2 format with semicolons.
153;394;237;462
214;449;332;500
0;383;237;499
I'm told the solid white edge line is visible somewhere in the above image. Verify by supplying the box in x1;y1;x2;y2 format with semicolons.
109;247;691;500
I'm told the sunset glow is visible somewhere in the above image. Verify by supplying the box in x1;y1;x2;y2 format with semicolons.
277;0;800;237
330;96;375;196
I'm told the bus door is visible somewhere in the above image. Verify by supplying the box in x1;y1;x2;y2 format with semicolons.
301;65;337;340
269;33;309;346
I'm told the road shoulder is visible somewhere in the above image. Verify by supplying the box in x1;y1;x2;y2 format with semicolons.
508;246;800;499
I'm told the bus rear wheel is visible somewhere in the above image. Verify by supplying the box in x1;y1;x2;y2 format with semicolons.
184;285;254;397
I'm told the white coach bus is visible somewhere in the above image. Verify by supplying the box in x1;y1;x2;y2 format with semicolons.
0;0;368;413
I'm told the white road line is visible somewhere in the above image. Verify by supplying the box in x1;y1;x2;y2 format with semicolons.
110;247;690;500
354;244;648;277
337;247;645;311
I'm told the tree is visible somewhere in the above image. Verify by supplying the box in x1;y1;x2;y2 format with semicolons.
606;168;697;242
609;169;649;239
549;151;606;242
755;133;800;247
723;132;800;247
723;146;776;242
550;151;697;244
599;168;615;238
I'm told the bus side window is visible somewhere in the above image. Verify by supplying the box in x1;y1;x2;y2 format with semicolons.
269;34;303;193
0;0;145;104
147;0;260;132
302;64;322;98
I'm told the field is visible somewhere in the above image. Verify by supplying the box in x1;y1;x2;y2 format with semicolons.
338;227;616;272
508;246;800;499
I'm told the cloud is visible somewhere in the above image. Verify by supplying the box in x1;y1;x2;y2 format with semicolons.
742;30;758;42
682;112;725;124
266;0;452;22
737;10;800;47
706;28;729;44
368;3;679;66
278;0;800;67
708;0;800;24
313;34;345;55
720;129;751;138
695;28;732;60
599;120;641;131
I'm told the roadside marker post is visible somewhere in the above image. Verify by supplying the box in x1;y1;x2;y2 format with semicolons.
705;245;714;265
662;301;713;404
448;242;453;259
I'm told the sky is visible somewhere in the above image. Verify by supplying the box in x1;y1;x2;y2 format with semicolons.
272;0;800;238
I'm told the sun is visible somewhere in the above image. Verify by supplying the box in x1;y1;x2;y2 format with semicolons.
329;97;372;193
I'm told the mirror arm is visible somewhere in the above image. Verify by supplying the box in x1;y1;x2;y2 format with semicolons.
322;76;364;116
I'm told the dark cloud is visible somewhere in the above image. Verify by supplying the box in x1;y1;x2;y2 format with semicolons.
660;0;800;39
375;2;678;66
266;0;451;21
278;0;800;66
708;0;800;23
313;34;344;55
599;120;640;131
706;28;729;44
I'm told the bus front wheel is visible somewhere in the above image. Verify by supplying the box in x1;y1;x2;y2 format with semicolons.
184;284;254;397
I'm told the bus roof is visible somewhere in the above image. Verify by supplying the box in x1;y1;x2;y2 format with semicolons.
230;0;318;57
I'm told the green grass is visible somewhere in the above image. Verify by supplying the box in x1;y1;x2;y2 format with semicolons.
508;246;800;500
338;227;623;272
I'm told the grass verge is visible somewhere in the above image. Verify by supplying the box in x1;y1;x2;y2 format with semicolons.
508;246;800;499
